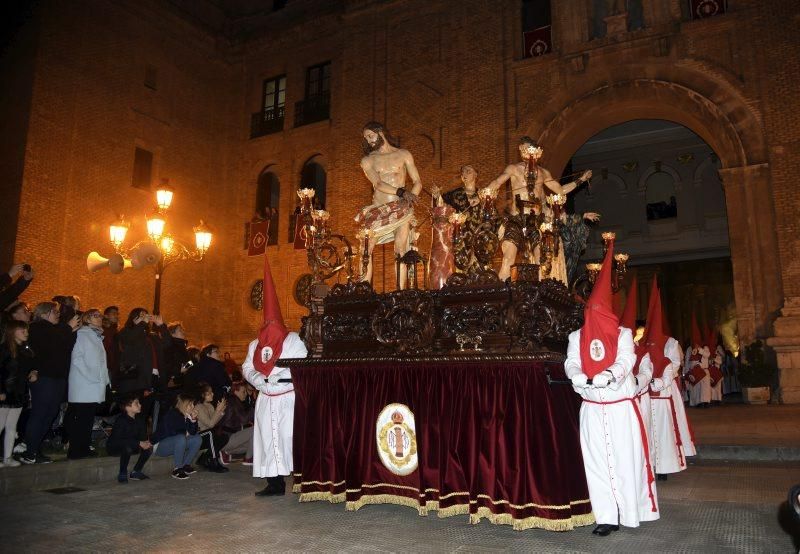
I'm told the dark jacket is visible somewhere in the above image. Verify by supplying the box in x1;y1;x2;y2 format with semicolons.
0;274;32;311
186;356;230;401
102;323;119;375
164;337;189;385
0;341;35;408
151;407;198;444
218;393;254;435
28;319;75;380
107;413;148;447
116;323;170;394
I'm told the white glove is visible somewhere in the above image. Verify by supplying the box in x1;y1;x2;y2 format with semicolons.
651;378;665;392
592;371;611;388
266;375;281;385
571;373;589;388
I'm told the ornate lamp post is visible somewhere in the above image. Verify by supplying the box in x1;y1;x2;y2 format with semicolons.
101;179;213;315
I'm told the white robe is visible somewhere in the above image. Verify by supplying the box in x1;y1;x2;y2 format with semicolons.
671;379;696;457
687;346;712;406
242;332;308;478
647;338;686;474
565;328;659;528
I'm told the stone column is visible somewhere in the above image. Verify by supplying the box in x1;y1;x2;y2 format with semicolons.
769;299;800;403
718;164;782;345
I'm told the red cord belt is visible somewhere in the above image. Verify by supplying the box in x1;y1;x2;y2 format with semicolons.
582;395;657;512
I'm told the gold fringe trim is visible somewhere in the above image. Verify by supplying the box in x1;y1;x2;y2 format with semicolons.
469;507;596;532
302;480;346;487
292;483;301;494
475;494;592;511
299;491;346;504
346;482;420;494
435;503;471;519
346;494;424;514
300;481;594;532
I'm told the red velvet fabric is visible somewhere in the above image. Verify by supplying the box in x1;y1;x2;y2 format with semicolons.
292;359;593;529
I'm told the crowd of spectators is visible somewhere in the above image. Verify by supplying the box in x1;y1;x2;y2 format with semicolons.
0;263;255;481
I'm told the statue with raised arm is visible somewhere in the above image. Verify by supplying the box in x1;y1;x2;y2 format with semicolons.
484;136;591;282
355;122;423;288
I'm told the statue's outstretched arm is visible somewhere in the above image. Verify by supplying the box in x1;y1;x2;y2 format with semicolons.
543;167;592;195
486;166;513;193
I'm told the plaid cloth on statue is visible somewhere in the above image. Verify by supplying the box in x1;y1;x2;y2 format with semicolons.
354;200;415;244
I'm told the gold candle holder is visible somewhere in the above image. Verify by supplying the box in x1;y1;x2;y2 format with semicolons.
586;262;602;284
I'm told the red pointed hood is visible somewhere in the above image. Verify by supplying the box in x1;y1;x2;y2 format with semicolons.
643;278;671;379
705;324;718;355
579;240;620;379
254;253;289;376
690;311;703;349
620;273;638;332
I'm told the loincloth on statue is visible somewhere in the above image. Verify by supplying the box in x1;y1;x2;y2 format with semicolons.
499;212;542;249
354;200;415;245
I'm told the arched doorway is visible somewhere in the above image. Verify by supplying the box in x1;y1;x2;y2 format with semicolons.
568;119;735;350
531;78;781;345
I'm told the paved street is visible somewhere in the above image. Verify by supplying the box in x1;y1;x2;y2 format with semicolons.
1;459;798;552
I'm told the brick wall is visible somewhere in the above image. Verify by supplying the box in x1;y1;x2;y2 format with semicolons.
11;0;800;358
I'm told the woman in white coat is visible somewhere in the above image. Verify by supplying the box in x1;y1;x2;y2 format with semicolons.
66;309;110;459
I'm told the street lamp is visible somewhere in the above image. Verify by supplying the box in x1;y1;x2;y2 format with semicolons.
91;181;213;315
109;217;130;251
155;179;174;211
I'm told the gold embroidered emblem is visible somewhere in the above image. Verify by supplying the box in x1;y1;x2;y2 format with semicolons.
376;403;418;476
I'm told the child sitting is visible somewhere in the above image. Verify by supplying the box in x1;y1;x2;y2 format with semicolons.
151;393;202;480
106;393;152;483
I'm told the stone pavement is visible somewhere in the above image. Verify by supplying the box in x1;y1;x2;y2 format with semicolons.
0;460;798;553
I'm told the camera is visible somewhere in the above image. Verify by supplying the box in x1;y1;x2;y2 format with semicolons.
22;263;31;272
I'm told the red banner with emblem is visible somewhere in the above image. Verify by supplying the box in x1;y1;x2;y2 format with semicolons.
689;0;726;20
247;220;269;256
523;26;552;59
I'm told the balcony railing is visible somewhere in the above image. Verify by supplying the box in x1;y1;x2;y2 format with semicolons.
250;106;285;139
294;93;330;127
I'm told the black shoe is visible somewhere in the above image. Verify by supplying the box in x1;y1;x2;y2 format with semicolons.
208;460;229;473
255;477;285;496
21;454;51;465
117;473;128;484
129;471;150;480
182;464;196;475
657;474;668;481
592;524;620;537
171;468;189;480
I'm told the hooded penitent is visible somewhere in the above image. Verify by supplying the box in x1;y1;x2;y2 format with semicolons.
253;253;289;376
643;278;671;379
579;239;619;379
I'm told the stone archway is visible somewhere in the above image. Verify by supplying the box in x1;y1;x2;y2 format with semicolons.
532;78;780;346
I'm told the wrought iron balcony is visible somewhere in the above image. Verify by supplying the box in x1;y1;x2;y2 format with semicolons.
294;93;330;127
250;106;285;138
